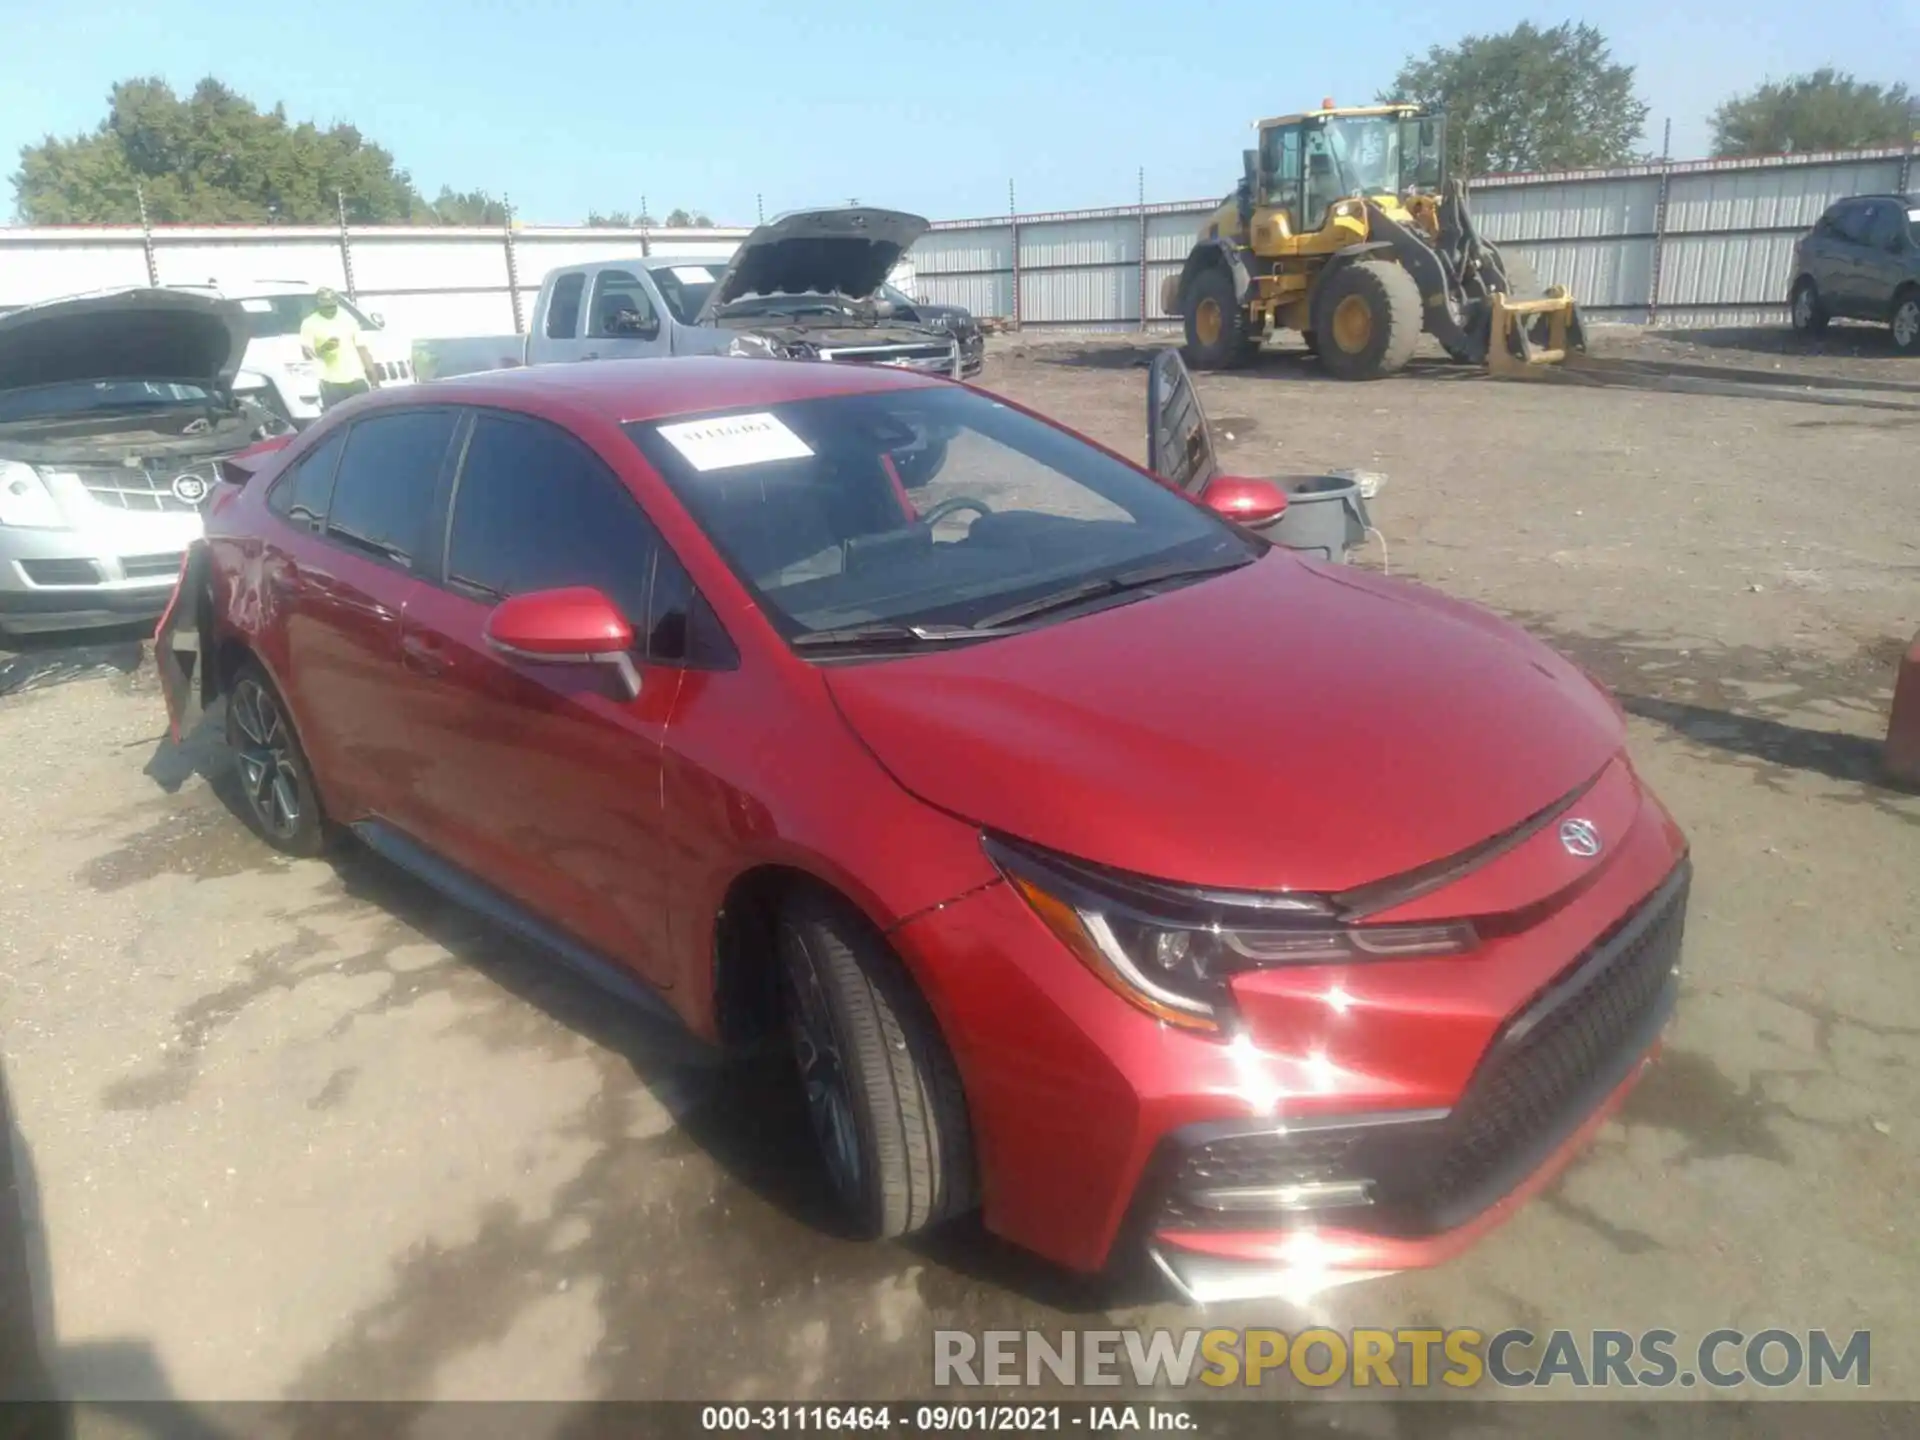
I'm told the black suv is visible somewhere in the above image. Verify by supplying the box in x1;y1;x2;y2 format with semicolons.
1789;193;1920;353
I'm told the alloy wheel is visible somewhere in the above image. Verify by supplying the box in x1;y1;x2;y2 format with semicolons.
1894;298;1919;351
1793;286;1814;330
783;932;863;1206
230;679;302;840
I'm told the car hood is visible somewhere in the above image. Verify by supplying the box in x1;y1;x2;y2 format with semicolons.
0;288;248;394
823;555;1624;895
698;207;931;322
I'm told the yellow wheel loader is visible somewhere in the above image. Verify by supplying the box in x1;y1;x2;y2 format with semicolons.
1162;102;1587;380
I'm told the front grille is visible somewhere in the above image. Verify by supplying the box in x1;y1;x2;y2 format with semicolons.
818;344;955;371
77;464;212;514
19;558;101;586
1146;862;1690;1236
1401;867;1689;1221
121;552;186;580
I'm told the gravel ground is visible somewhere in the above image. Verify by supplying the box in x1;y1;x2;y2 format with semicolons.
1;325;1916;1411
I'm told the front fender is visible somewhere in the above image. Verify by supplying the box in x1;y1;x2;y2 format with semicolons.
1178;239;1255;305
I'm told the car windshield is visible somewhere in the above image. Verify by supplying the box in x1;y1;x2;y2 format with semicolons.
0;379;217;424
1323;115;1402;195
626;386;1259;643
647;263;721;324
232;294;375;339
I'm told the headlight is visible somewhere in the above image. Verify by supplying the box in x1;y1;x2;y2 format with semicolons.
0;461;67;530
727;333;784;359
985;834;1477;1035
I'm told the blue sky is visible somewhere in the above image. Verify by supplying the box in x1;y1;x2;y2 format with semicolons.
3;0;1915;225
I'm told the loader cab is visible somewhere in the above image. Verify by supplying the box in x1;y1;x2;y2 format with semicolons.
1253;106;1445;239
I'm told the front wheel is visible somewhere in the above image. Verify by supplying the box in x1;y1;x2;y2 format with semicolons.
1313;260;1422;380
777;891;975;1239
1181;266;1255;371
226;660;331;858
1891;291;1920;355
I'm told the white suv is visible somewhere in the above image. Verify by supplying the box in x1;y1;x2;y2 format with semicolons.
175;281;417;426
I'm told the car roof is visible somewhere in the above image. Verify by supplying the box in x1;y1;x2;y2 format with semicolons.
416;355;945;425
547;255;726;276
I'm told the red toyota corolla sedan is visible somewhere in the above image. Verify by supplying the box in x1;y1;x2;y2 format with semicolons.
157;357;1688;1302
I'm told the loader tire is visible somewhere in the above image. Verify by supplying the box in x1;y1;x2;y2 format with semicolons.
1183;266;1255;371
1314;261;1422;380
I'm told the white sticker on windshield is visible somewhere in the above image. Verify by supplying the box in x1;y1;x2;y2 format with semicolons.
657;412;813;471
670;266;715;284
1909;208;1920;223
240;298;274;312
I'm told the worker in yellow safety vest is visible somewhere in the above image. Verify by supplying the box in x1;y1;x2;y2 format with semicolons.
300;288;379;410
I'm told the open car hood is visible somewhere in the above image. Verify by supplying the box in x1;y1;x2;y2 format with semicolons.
0;288;248;395
698;207;931;322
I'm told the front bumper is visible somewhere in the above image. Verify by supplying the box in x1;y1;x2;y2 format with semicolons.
890;768;1689;1289
1;515;203;634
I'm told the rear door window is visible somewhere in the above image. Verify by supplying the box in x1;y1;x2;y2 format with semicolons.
325;409;461;567
267;428;347;528
544;272;587;339
445;411;660;632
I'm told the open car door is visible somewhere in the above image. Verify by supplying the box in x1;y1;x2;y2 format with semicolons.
1146;348;1218;497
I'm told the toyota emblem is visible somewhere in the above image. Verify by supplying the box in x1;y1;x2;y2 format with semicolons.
170;473;210;506
1559;818;1603;858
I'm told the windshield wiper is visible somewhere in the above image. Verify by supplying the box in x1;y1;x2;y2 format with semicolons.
972;553;1254;630
791;621;1022;652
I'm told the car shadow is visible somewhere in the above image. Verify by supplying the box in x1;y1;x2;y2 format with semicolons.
3;1056;236;1435
138;712;1163;1314
1620;693;1908;792
1655;323;1909;359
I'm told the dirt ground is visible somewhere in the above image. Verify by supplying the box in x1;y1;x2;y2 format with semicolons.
2;325;1916;1414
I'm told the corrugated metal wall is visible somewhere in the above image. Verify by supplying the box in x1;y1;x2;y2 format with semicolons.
1;144;1911;336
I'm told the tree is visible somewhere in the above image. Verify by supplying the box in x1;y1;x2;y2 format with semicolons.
11;77;498;226
423;186;509;225
664;207;715;227
1709;69;1914;157
1380;22;1650;176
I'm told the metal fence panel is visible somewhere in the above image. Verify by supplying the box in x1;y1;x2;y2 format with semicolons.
1503;237;1656;314
912;226;1015;277
1665;159;1904;235
1659;231;1799;308
0;236;151;307
1474;177;1661;241
1020;266;1137;325
1020;216;1138;268
152;234;348;291
4;145;1916;335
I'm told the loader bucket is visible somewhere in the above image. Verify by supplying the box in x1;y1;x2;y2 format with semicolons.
1487;287;1588;377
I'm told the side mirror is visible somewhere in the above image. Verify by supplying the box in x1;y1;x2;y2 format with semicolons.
483;587;642;699
1202;476;1289;527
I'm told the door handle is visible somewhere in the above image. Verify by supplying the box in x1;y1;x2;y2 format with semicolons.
400;633;448;677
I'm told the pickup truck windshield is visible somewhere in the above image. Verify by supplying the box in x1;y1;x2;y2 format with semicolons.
648;265;720;324
626;386;1258;642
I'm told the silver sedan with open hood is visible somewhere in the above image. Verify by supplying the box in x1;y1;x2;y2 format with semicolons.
0;288;285;636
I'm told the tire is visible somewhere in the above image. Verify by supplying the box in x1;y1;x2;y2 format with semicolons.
1312;260;1422;380
1790;278;1830;336
777;890;975;1239
225;659;331;858
1181;266;1255;371
1891;289;1920;356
